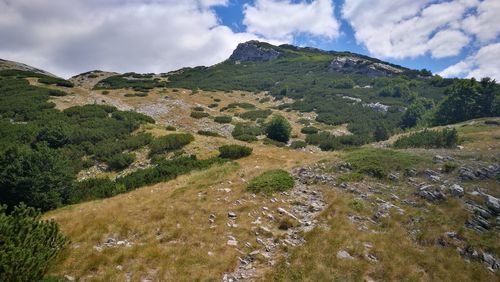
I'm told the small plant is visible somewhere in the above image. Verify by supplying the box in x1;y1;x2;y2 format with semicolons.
219;144;252;159
443;162;458;173
349;199;365;212
166;125;176;131
247;169;294;194
208;103;218;108
278;217;297;230
102;90;109;95
192;106;204;111
197;130;220;137
213;98;221;102
227;102;256;109
214;115;232;124
290;140;307;149
259;97;271;103
190;111;209;119
263;138;286;147
301;126;318;134
240;109;272;120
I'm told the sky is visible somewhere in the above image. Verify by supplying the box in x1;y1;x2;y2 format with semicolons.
0;0;499;79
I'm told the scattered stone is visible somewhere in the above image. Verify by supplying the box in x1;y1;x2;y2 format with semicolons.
433;155;454;163
448;184;464;198
388;172;400;181
337;250;354;260
64;275;75;281
417;185;446;202
228;212;237;219
484;194;500;214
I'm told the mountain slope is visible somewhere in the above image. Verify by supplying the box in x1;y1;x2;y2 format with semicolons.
0;58;57;77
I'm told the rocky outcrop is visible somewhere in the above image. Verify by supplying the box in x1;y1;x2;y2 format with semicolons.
229;41;281;62
328;56;403;76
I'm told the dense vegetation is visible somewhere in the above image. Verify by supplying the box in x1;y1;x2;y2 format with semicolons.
232;123;263;142
393;128;459;149
94;72;166;91
247;169;294;194
149;133;194;156
0;71;155;211
214;115;232;124
0;204;67;281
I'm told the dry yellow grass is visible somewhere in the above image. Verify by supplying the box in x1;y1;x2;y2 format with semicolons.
45;140;332;281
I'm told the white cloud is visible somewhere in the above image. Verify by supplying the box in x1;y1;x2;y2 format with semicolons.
342;0;477;59
0;0;256;78
439;42;500;80
243;0;340;41
462;0;500;42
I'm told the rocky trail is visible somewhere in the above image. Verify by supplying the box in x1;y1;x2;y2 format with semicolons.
222;168;327;281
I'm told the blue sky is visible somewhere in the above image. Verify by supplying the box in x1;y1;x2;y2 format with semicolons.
0;0;498;79
213;0;496;76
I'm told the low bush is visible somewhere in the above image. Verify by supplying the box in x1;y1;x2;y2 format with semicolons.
214;115;232;124
208;103;218;108
300;126;318;134
106;152;135;170
265;115;292;143
101;90;109;95
218;144;252;159
240;109;272;120
166;125;176;131
232;123;262;142
47;89;67;96
192;106;204;111
259;97;271;103
344;148;429;179
263;138;286;147
290;140;307;149
197;130;220;137
38;77;74;87
443;162;458;173
393;128;458;149
247;169;294;194
0;204;68;282
227;102;256;109
190;111;209;119
149;133;194;156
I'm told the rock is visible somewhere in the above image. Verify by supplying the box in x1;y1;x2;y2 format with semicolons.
336;250;354;260
417;185;446;202
228;212;237;219
459;166;477;181
466;215;490;232
227;239;238;246
365;102;389;113
328;56;402;76
484;194;500;214
433;155;454;163
64;275;75;281
388;173;400;181
229;41;280;61
277;207;300;221
466;202;493;218
448;184;464;198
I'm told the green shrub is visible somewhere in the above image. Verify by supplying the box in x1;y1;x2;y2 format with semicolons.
166;125;176;131
190;111;209;119
197;130;220;137
247;169;294;194
393;128;458;149
263;138;286;147
0;204;68;282
300;126;318;134
332;78;355;89
265;115;292;143
106;153;135;170
232;123;262;142
290;140;307;149
344;148;429;179
348;199;365;212
134;92;148;97
68;178;125;203
227;102;256;109
102;90;109;95
149;133;194;156
47;89;67;96
337;172;364;182
208;103;218;108
213;98;221;102
218;144;252;159
192;106;204;111
240;109;272;120
259;97;271;103
443;162;458;173
38;77;74;87
214;115;232;124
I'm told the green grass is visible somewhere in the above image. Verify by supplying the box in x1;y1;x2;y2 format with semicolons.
247;169;294;194
343;148;430;178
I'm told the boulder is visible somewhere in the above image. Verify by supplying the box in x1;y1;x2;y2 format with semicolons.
336;250;354;260
485;194;500;214
448;184;464;198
